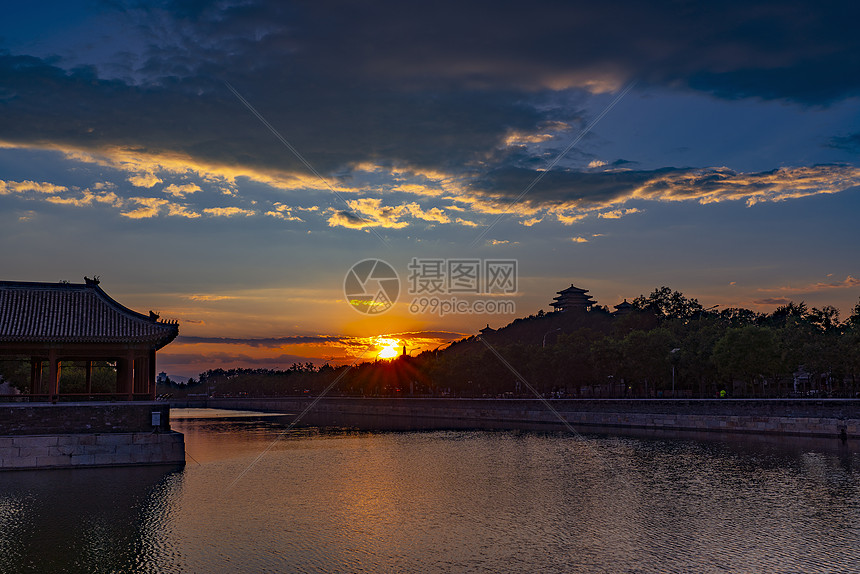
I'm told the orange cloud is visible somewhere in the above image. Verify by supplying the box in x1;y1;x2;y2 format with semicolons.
121;197;169;219
0;179;67;195
128;172;163;188
202;206;255;217
757;275;860;294
326;198;452;229
163;183;202;197
599;208;641;219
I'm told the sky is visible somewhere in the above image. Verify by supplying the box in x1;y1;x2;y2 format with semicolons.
1;0;859;378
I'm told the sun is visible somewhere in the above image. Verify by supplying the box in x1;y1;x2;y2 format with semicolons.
375;337;401;360
378;345;399;359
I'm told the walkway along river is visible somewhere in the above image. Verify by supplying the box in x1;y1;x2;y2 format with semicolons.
170;397;860;438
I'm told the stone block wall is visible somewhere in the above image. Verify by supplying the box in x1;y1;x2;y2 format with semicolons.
1;402;185;470
0;402;172;434
0;431;185;469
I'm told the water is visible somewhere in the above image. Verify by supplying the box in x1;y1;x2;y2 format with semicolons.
2;408;860;573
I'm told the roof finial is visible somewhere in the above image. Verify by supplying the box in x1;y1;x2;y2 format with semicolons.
84;275;100;286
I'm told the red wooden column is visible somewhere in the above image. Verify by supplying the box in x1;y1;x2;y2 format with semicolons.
148;349;157;400
126;352;136;401
29;358;42;396
133;356;146;397
47;349;59;403
116;356;134;400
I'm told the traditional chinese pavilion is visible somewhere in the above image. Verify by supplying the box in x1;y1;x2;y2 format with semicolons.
0;277;178;401
550;284;596;312
613;299;633;316
479;324;496;336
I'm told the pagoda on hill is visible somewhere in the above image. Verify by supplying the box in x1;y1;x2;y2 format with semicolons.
613;299;633;316
551;284;596;312
479;324;496;336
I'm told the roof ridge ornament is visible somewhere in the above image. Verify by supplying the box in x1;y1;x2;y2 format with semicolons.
84;275;100;286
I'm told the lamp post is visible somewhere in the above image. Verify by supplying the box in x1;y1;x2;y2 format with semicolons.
543;328;562;348
670;348;680;397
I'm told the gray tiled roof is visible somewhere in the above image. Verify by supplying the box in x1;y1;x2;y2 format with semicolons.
0;280;178;348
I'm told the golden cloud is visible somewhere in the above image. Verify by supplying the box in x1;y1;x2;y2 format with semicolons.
166;203;202;218
633;165;860;206
265;202;303;221
45;190;122;207
186;294;238;302
121;197;169;219
599;208;641;219
163;183;202;197
128;172;163;188
0;179;67;195
202;206;255;217
326;198;453;229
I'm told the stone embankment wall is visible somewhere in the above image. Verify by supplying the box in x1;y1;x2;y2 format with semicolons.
201;397;860;438
0;402;185;470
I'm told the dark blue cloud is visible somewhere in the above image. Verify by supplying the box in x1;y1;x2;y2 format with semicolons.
0;0;858;188
827;133;860;153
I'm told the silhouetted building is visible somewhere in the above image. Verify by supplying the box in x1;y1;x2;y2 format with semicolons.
479;324;496;336
613;299;633;316
551;284;596;312
0;277;178;401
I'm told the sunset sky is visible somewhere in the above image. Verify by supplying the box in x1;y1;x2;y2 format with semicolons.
2;1;859;378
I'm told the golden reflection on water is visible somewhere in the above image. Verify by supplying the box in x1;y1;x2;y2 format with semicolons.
2;409;860;573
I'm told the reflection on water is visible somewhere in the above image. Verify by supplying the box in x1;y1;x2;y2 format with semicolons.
0;464;184;574
2;409;860;573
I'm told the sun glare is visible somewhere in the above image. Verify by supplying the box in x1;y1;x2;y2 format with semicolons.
375;337;402;360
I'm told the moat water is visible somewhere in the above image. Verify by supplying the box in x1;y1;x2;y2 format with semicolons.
1;408;859;573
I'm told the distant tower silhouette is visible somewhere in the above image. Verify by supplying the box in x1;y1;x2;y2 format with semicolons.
613;299;633;316
479;324;496;336
551;284;595;312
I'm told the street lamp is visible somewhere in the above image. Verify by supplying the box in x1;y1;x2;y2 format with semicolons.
543;328;562;347
670;348;680;397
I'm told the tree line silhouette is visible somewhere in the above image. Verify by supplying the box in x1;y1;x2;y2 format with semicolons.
164;287;860;399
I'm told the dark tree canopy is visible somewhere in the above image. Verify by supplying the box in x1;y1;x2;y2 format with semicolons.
136;292;860;401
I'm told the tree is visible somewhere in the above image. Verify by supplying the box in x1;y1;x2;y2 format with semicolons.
718;307;763;327
619;328;676;397
675;320;723;397
846;297;860;330
769;301;810;327
713;326;780;397
632;286;703;321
